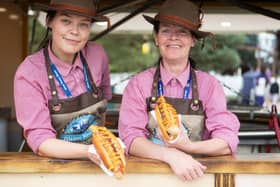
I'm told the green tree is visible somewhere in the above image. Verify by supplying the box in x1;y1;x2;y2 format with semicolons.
95;34;158;73
28;17;47;53
190;34;247;74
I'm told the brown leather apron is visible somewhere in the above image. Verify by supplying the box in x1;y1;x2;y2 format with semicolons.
146;65;205;144
44;47;107;142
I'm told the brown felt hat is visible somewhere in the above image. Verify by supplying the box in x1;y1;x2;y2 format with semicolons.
143;0;211;39
32;0;107;22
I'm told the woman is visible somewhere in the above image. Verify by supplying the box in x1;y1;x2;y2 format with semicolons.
118;0;240;181
14;0;111;164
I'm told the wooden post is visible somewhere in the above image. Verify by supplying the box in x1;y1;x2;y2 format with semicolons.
215;173;235;187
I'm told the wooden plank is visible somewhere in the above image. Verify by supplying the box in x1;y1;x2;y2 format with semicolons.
1;153;280;174
200;154;280;174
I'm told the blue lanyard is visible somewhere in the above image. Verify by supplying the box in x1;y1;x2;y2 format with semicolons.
82;63;92;92
183;72;192;99
51;62;91;98
157;70;192;99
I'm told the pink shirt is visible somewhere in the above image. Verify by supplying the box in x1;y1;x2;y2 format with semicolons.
14;42;112;153
118;63;240;154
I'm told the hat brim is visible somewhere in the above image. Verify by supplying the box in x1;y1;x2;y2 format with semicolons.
143;14;211;39
32;3;107;22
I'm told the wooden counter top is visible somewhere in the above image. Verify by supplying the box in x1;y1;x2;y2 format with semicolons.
1;152;280;174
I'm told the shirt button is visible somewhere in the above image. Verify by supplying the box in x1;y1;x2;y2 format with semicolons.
171;78;177;86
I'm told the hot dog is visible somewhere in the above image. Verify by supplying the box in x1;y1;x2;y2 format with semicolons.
89;126;126;179
155;96;180;141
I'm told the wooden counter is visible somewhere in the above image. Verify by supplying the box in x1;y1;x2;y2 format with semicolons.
0;153;280;187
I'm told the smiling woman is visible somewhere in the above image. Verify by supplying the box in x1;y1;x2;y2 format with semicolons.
118;0;240;182
13;0;113;170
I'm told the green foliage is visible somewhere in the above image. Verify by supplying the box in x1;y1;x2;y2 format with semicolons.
191;34;247;74
95;34;159;73
28;17;47;53
238;34;258;68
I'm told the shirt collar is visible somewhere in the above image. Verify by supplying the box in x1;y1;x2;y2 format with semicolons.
47;43;83;76
159;61;190;87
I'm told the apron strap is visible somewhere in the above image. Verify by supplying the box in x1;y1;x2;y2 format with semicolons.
190;67;199;104
150;65;160;104
44;47;59;106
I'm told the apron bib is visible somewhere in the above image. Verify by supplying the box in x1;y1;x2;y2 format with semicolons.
146;65;204;144
44;47;107;144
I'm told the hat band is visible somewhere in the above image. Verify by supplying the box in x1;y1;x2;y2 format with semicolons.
155;14;200;30
50;3;97;17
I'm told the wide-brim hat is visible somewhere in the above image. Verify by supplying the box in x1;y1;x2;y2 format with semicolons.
143;0;211;39
32;0;107;22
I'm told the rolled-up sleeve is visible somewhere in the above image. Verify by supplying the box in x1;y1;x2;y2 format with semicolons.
118;76;149;154
201;76;240;153
14;61;56;153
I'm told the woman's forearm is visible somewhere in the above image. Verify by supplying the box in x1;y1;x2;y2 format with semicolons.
129;137;174;162
180;138;231;156
38;138;89;158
